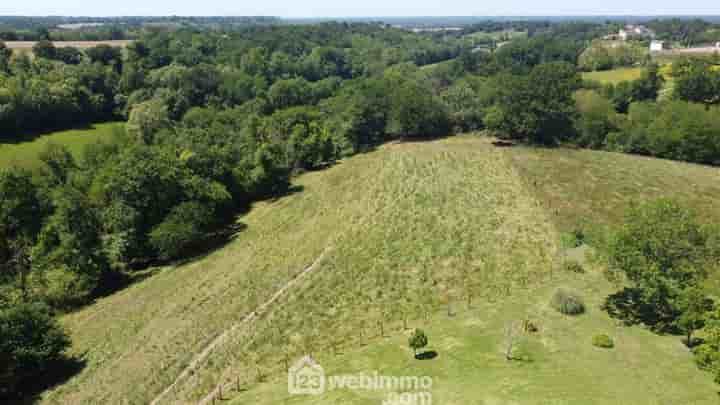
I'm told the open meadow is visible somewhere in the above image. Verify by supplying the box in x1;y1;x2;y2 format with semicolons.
581;67;644;84
0;123;124;170
35;135;719;405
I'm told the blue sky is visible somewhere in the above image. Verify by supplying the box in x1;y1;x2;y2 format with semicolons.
1;0;719;18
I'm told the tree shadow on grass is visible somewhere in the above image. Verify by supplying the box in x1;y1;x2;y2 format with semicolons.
3;356;87;405
415;350;438;360
602;288;679;334
0;123;98;146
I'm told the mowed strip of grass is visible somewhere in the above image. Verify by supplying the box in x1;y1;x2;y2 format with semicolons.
231;255;717;405
0;122;124;170
581;67;644;84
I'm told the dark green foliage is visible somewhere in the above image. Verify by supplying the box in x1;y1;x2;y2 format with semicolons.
86;44;123;66
608;101;720;165
486;62;580;144
592;334;614;349
693;307;720;383
563;260;585;274
0;302;70;397
675;286;713;345
149;202;215;260
408;328;429;357
0;41;12;73
551;289;585;315
32;185;108;307
32;39;56;60
605;199;716;331
602;65;664;113
0;170;45;296
387;79;450;138
561;227;586;248
672;58;720;106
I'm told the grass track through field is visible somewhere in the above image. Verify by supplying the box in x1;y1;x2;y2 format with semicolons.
151;248;331;405
38;135;720;405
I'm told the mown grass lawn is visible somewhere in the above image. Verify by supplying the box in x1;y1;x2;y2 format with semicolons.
581;67;644;84
0;122;124;170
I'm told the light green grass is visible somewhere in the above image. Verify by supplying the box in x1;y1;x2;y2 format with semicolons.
581;67;644;84
501;142;720;235
0;122;124;170
232;257;716;405
38;136;719;405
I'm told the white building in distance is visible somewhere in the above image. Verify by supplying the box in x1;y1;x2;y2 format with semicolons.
650;40;669;52
619;25;655;41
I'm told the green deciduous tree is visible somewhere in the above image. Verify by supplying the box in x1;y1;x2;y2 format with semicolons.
0;302;70;397
606;199;715;331
408;328;428;358
486;61;580;144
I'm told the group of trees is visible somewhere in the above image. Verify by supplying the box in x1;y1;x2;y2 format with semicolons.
573;59;720;165
0;23;465;398
604;199;720;382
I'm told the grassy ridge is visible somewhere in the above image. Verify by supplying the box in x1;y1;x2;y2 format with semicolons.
0;122;124;170
38;136;719;404
41;136;557;404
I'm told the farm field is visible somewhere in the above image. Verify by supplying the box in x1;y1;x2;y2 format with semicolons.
36;135;719;405
0;122;124;170
3;40;132;51
581;67;643;84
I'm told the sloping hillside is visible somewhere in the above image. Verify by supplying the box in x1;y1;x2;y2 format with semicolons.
38;136;719;404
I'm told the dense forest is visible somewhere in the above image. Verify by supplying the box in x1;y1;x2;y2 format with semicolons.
2;18;720;398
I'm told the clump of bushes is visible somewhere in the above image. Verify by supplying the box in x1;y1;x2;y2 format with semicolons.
551;289;586;315
563;260;585;274
592;334;614;348
561;227;586;248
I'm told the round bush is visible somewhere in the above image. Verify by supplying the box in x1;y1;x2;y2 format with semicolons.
592;334;614;349
563;260;585;274
551;289;585;315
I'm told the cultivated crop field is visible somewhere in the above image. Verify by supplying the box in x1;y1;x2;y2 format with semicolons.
0;122;124;170
36;136;719;405
3;40;132;51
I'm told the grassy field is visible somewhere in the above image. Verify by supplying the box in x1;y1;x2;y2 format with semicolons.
581;67;644;84
36;136;719;405
502;144;720;234
234;257;715;405
3;40;132;52
0;122;124;170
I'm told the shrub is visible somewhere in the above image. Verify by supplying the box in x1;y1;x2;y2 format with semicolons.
551;289;585;315
563;260;585;274
592;334;614;348
0;303;70;397
561;227;586;248
408;329;429;358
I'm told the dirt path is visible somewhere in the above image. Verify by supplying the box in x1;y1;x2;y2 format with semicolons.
149;248;331;405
